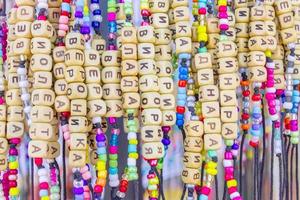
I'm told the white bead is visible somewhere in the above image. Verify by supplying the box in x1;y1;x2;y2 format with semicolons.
253;82;262;88
38;168;48;176
24;106;31;114
127;158;136;166
265;87;276;93
287;67;294;74
266;62;275;69
19;80;29;88
0;85;4;91
191;116;199;121
92;117;102;124
21;93;30;101
287;43;295;49
283;102;293;109
39;175;48;183
0;79;3;84
90;3;100;11
127;132;137;140
252;136;259;142
288;55;295;62
17;67;27;75
223;159;233;167
38;0;47;3
109;180;120;187
109;174;119;180
219;19;229;25
230;192;240;199
93;15;103;22
269;114;279;121
8;175;17;180
285;91;293;97
38;2;48;9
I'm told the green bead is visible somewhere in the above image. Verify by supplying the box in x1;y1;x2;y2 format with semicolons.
157;162;163;170
149;178;159;185
198;47;207;53
50;186;60;194
128;166;137;173
109;160;118;168
126;109;135;114
125;8;133;15
128;173;138;181
129;125;138;132
109;154;118;160
208;150;217;158
9;156;16;162
127;120;136;126
108;8;117;12
98;154;107;161
124;22;132;27
225;139;234;146
148;184;157;191
291;137;299;144
220;35;227;41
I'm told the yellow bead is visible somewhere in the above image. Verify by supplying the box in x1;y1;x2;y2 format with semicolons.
129;152;138;159
206;168;218;175
150;190;159;198
227;179;237;188
97;170;107;179
129;139;138;145
140;3;149;9
218;0;227;6
96;161;106;171
206;161;217;169
198;33;208;42
9;188;20;196
149;177;159;185
265;50;272;57
41;197;50;200
9;161;18;170
197;25;207;33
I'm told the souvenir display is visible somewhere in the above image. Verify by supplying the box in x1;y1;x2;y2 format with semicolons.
0;0;300;199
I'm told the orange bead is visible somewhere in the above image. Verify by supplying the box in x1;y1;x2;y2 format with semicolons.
96;179;106;187
241;124;249;130
240;80;249;86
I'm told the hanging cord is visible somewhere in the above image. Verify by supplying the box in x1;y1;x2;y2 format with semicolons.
222;180;226;200
215;175;219;200
239;132;246;195
270;122;275;200
0;0;5;16
253;148;259;200
290;145;295;200
160;169;166;200
31;158;34;200
259;101;266;200
154;167;166;200
286;136;291;200
181;128;186;141
62;137;67;200
181;183;187;200
200;161;205;187
296;145;299;200
277;154;283;200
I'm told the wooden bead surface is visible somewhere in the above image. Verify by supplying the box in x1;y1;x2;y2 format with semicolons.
91;38;106;54
184;137;203;152
71;99;87;116
141;108;162;125
235;7;250;23
7;106;24;122
151;13;169;29
175;37;192;54
222;123;238;140
121;26;137;43
141;125;163;143
154;28;172;45
122;44;137;60
280;28;297;45
29;123;56;141
202;101;220;118
121;77;139;92
0;138;8;154
31;20;53;38
181;166;200;185
31;89;55;106
101;50;121;67
149;0;170;13
0;155;7;170
31;37;52;55
17;6;35;21
186;120;203;137
138;43;155;59
5;89;22;106
204;134;222;150
65;32;85;50
15;21;32;38
69;150;86;167
156;61;173;77
217;57;238;74
159;77;174;94
248;51;266;67
199;85;219;102
53;63;66;79
250;6;266;21
67;83;87;100
54;95;70;112
249;66;267;82
137;26;156;43
86;83;103;100
121;60;138;76
197;68;214;86
70;133;87;150
220;90;237;106
173;6;190;22
102;84;122;100
138;59;156;75
204;118;221;134
84;49;100;67
155;45;172;61
142;142;164;160
139;75;159;92
87;99;106;117
275;0;293;15
161;110;176;126
220;106;238;123
160;94;175;109
105;100;122;117
13;38;31;55
33;71;53;89
194;53;212;69
216;41;238;58
65;49;85;66
6;122;24;139
30;106;54;123
30;54;53;72
122;93;140;109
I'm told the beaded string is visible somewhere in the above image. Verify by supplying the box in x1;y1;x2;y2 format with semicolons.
102;0;123;197
89;1;108;199
0;15;7;200
139;0;165;199
114;0;140;199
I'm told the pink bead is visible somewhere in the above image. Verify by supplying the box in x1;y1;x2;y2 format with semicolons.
59;24;69;31
147;174;155;179
64;131;70;140
40;182;49;189
109;146;118;154
228;186;237;194
80;166;89;173
218;12;228;19
268;107;277;115
112;128;120;135
141;9;151;17
148;159;158;166
198;8;206;14
0;97;5;105
276;89;284;96
61;125;69;132
200;186;211;195
233;197;242;200
225;167;234;174
107;12;116;21
108;45;116;50
59;15;69;24
267;99;276;107
225;174;234;181
265;93;275;100
224;151;233;159
141;21;150;26
219;6;227;12
266;68;274;74
274;121;280;128
96;128;103;135
38;16;46;20
10;138;21;145
219;24;229;31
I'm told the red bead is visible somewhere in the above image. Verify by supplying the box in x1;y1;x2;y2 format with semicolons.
119;186;127;193
120;180;128;186
61;111;70;118
241;113;249;120
249;141;259;148
34;158;43;166
198;8;206;15
39;182;49;190
242;90;250;97
94;185;103;193
252;94;261;101
178;80;187;87
9;181;17;188
141;9;151;17
228;186;237;194
176;106;185;114
60;11;69;16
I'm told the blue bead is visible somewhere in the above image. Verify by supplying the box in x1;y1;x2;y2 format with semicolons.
252;113;261;119
176;119;184;126
177;100;186;106
39;189;48;197
232;143;239;150
93;9;101;15
178;53;191;59
92;21;100;29
177;87;186;94
251;129;261;136
128;144;137;153
162;138;171;145
252;123;260;130
109;167;118;174
179;67;188;75
199;194;208;200
97;147;106;154
91;0;100;3
253;106;261;113
177;93;186;100
62;2;71;12
179;74;188;80
176;113;184;120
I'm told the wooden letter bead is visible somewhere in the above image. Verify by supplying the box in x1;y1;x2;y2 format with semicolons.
142;142;164;160
7;73;19;89
250;6;266;21
141;125;163;143
204;118;221;133
225;27;236;42
194;53;212;69
275;0;293;15
235;7;250;23
248;51;266;67
0;105;6;121
151;13;169;29
121;60;138;76
156;61;173;77
154;28;172;45
65;66;85;83
160;94;175;110
183;152;202;169
278;12;294;29
222;123;238;140
29;123;55;141
272;45;285;59
55;95;70;112
33;71;53;89
17;6;35;21
199;85;219;102
0;122;5;138
265;21;276;36
65;49;85;66
249;21;266;37
173;6;190;22
121;77;139;92
249;66;267;82
71;99;87;116
105;100;123;117
122;93;140;109
186;121;203;137
31;20;53;38
5;89;22;106
137;26;156;43
141;108;162;125
204;134;222;150
175;37;192;54
220;90;237;106
47;142;60;158
31;89;55;106
48;8;60;23
28;140;49;158
8;8;18;24
30;54;53;72
219;74;239;90
235;23;249;38
139;75;159;92
207;17;220;33
67;83;88;100
121;26;137;43
217;57;238;74
101;50;121;67
138;59;156;75
30;106;54;123
7;106;24;122
122;44;137;60
266;36;277;51
8;26;16;42
149;0;169;13
70;133;87;150
181;167;200;185
69;150;86;167
220;106;238;123
53;63;66;79
155;45;172;61
102;84;122;100
84;49;100;67
138;43;155;59
161;110;176;126
184;137;203;152
91;38;106;54
280;28;297;45
159;77;174;94
85;67;101;84
6;122;24;139
31;37;52;55
274;75;286;89
216;41;238;58
202;101;220;118
15;21;32;38
86;84;102;100
197;68;214;86
65;32;85;50
13;38;31;55
69;116;89;133
273;60;284;74
0;154;7;170
87;99;106;117
0;138;8;154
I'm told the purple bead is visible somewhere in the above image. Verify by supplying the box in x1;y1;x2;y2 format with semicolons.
108;117;116;124
232;143;239;150
252;124;260;130
162;138;170;146
73;187;84;194
162;126;171;133
96;133;106;142
80;26;90;34
75;11;83;18
252;113;261;119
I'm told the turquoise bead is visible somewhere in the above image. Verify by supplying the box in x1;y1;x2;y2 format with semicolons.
208;150;217;157
128;144;137;153
199;195;208;200
50;186;60;194
39;189;48;197
128;173;138;181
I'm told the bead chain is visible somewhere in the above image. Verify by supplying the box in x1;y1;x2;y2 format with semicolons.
103;0;122;193
114;0;140;198
0;16;7;200
89;0;108;198
139;0;164;199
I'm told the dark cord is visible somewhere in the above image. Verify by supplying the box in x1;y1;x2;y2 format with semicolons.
222;179;226;200
215;175;219;200
62;137;67;200
270;122;275;200
160;169;166;200
278;154;283;200
259;102;266;200
181;128;186;141
254;148;258;200
31;158;34;200
111;187;116;199
200;161;205;187
88;182;95;200
286;136;291;200
296;145;299;200
239;133;245;195
181;183;186;200
290;145;295;200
